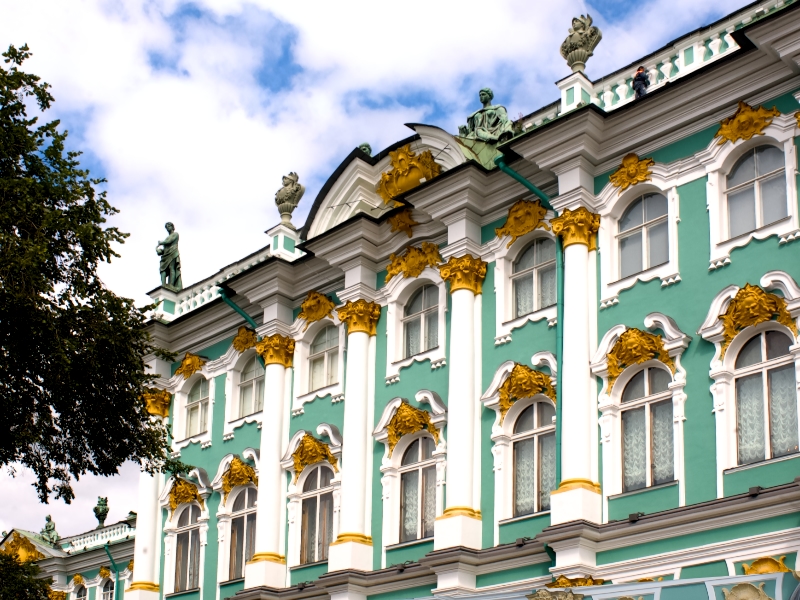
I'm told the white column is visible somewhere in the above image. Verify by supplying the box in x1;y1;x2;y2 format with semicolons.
126;469;162;599
328;299;381;572
245;335;294;588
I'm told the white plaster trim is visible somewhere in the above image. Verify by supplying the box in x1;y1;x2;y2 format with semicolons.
289;316;344;416
221;348;264;441
170;370;215;451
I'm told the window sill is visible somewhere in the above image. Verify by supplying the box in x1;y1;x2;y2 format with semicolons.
386;537;433;551
392;346;440;366
723;452;800;475
176;432;208;444
291;560;328;570
166;589;201;598
612;260;669;286
607;479;677;501
722;215;791;245
219;578;244;586
498;510;550;525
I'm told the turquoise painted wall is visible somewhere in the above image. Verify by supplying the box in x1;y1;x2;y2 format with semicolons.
498;513;551;545
476;563;551;587
366;585;433;600
723;456;800;496
607;482;679;522
680;561;729;578
385;540;434;565
290;561;328;586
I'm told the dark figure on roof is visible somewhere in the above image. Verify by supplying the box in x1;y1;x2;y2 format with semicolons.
156;222;183;291
40;515;59;544
633;66;650;99
458;88;515;144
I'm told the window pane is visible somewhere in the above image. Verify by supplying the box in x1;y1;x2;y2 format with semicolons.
175;531;189;591
246;513;257;563
311;329;329;355
240;384;253;418
255;378;264;413
514;276;534;317
756;145;784;175
405;290;424;316
405;317;421;357
769;365;799;458
622;371;646;402
619;232;643;278
651;401;674;485
648;368;671;394
301;496;317;564
319;466;334;488
230;516;244;580
421;436;435;460
422;465;436;538
514;405;535;434
178;507;190;528
767;331;792;360
736;335;763;369
619;198;643;232
186;405;198;437
514;245;537;272
247;488;257;508
200;401;208;433
303;467;319;492
539;433;556;511
310;356;325;391
622;408;647;492
728;186;756;238
760;174;787;226
537;402;555;426
188;380;202;404
426;312;438;350
538;265;556;309
319;492;333;561
647;220;669;268
424;284;438;310
400;470;420;542
645;194;668;221
513;437;536;516
402;439;420;466
200;378;209;399
189;528;200;588
327;350;339;386
232;491;246;512
728;151;756;188
736;373;766;465
191;505;200;523
242;357;262;382
325;325;339;348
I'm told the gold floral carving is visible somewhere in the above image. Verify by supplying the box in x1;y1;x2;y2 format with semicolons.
528;590;585;600
546;575;605;588
386;401;440;455
142;388;171;418
388;209;419;238
550;207;600;250
291;433;338;483
721;582;773;600
175;353;206;379
72;574;84;585
222;456;258;503
0;532;45;562
168;479;204;515
609;153;655;193
495;199;551;248
438;254;487;295
376;144;442;205
498;363;556;424
298;291;336;332
127;559;134;572
607;328;674;392
719;284;797;358
232;326;258;353
49;592;67;600
385;242;442;283
255;334;295;367
742;556;791;575
716;101;781;145
99;566;111;579
337;299;382;336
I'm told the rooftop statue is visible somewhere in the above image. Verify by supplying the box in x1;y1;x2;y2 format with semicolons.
94;496;109;529
560;14;602;72
275;172;305;229
357;143;372;157
40;515;59;544
156;222;183;291
458;88;515;145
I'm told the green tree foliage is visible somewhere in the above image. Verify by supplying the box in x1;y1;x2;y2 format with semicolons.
0;45;185;502
0;554;51;600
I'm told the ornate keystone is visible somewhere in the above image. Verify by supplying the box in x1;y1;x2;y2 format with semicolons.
168;479;204;515
142;388;171;418
255;334;295;367
297;291;336;332
607;328;675;391
386;242;442;283
546;574;604;588
232;326;258;353
175;352;206;379
386;401;440;455
377;144;441;205
439;254;487;295
337;299;382;336
222;456;258;503
495;199;550;248
498;364;556;423
716;101;780;145
719;284;796;357
550;207;600;250
99;566;111;579
291;433;338;483
742;556;791;574
609;153;655;193
388;209;419;238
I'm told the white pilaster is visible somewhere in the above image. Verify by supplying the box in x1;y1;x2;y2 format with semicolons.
126;467;162;599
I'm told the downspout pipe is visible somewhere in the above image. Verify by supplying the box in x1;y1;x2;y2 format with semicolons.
494;155;565;486
102;543;121;600
218;287;266;366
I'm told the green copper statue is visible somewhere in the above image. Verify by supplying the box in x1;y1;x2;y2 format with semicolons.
357;143;372;157
40;515;59;544
458;88;515;145
156;222;183;291
94;497;109;529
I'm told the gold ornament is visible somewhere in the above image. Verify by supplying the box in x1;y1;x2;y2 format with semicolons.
99;566;111;579
291;433;338;483
250;552;286;564
168;479;204;515
222;456;258;503
607;328;674;392
498;363;556;424
127;559;134;572
388;209;419;238
528;590;585;600
609;153;655;193
232;326;258;353
128;582;160;592
49;592;67;600
495;199;551;248
0;532;45;562
337;299;382;336
719;284;797;358
386;401;440;455
175;353;206;379
376;144;442;205
255;334;295;368
721;582;773;600
742;556;791;575
331;532;373;546
142;388;171;418
72;574;84;585
298;291;336;332
716;101;781;145
550;207;600;250
439;254;487;295
546;575;605;588
385;242;442;283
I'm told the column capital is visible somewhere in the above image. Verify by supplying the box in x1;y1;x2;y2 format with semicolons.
438;254;487;295
337;299;382;336
255;333;295;367
551;207;600;250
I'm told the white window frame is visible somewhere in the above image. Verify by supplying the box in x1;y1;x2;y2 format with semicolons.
373;391;447;565
100;580;114;600
289;317;345;416
591;314;690;522
396;436;438;543
508;398;556;517
401;284;439;360
164;367;215;452
185;378;210;438
308;324;341;393
699;271;800;498
616;193;670;279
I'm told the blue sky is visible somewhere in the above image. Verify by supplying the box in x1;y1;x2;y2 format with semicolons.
0;0;754;536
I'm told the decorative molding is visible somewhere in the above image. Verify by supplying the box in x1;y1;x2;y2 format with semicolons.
498;363;556;423
297;291;336;332
49;592;67;600
232;326;258;353
528;591;584;600
291;433;338;483
386;400;440;455
376;144;441;205
175;352;206;379
742;556;791;574
385;242;442;283
715;101;781;145
439;254;487;295
73;574;84;585
495;199;550;248
718;284;796;358
388;209;419;238
255;333;295;367
168;478;204;515
99;566;111;579
142;388;171;418
337;299;382;336
221;456;258;503
0;532;45;562
546;575;605;588
609;153;655;193
607;328;675;392
721;583;772;600
550;207;600;250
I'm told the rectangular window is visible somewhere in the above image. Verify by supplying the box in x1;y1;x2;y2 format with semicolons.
736;373;766;464
619;232;643;279
229;516;244;580
513;438;536;516
400;470;419;542
405;317;422;358
622;407;647;492
319;492;333;561
425;312;438;350
310;355;325;392
728;186;757;238
422;465;436;538
300;496;317;564
768;365;798;458
538;433;556;511
650;400;674;484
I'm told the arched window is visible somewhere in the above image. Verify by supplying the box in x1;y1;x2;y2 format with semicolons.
399;437;436;543
404;285;438;358
229;488;257;580
726;145;787;239
186;379;209;437
309;326;339;392
512;402;556;516
734;331;798;465
512;238;556;317
621;366;674;492
75;586;87;600
175;505;201;592
618;193;668;279
300;465;334;564
101;580;114;600
238;357;264;418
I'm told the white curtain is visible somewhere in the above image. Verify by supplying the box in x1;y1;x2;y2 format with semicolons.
514;277;534;317
405;318;421;357
538;266;556;309
400;471;419;542
622;408;647;491
737;374;766;464
422;466;436;538
513;438;536;515
769;365;798;457
539;434;556;511
651;401;674;484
